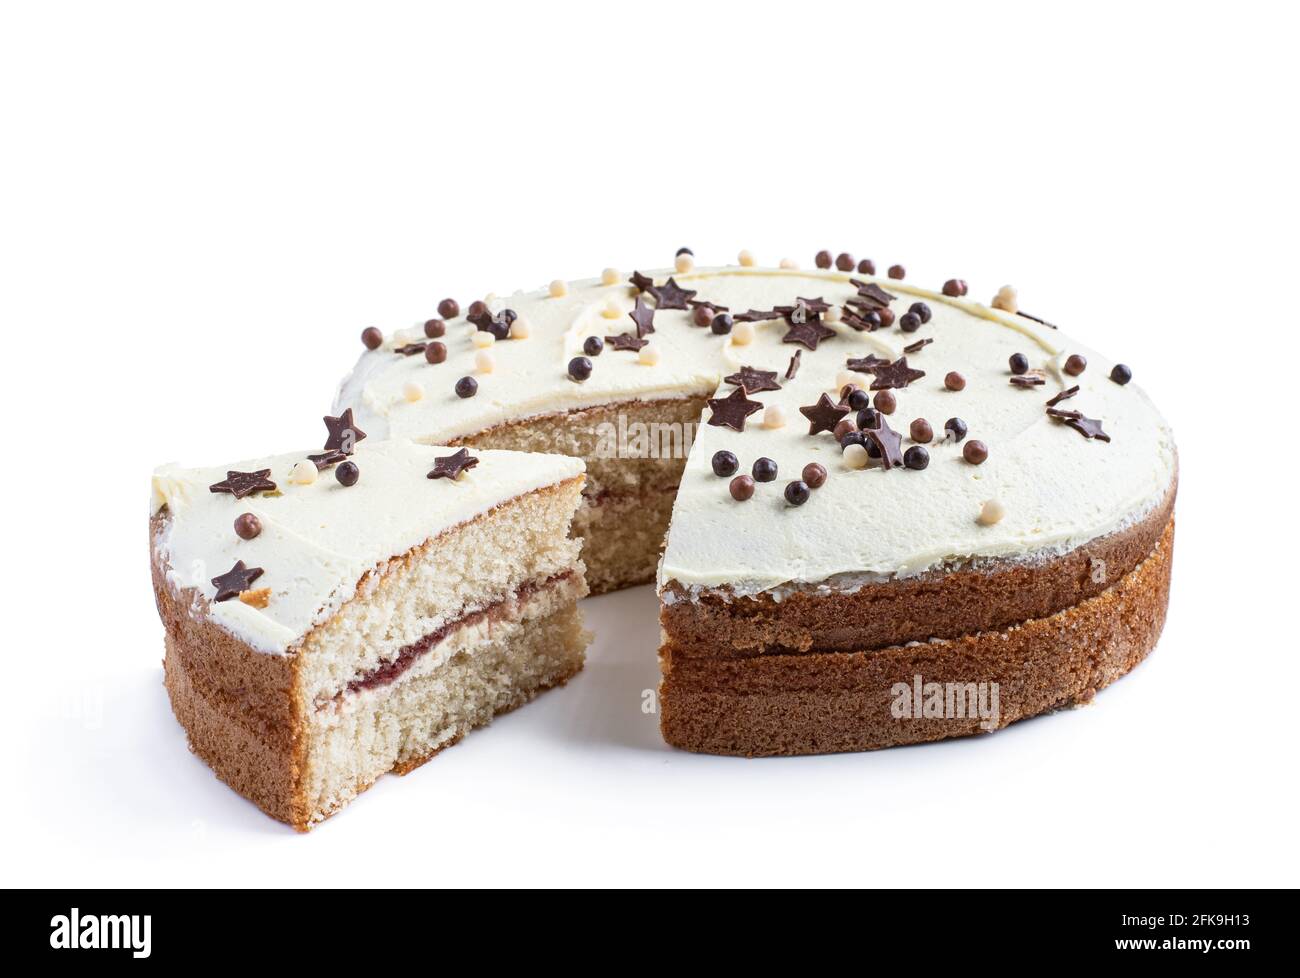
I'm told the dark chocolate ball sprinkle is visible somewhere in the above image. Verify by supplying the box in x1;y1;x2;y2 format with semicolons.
888;264;906;280
455;376;477;398
857;259;876;275
899;311;922;333
583;335;604;357
693;305;715;328
859;309;883;330
676;246;694;257
568;356;593;381
942;279;968;297
802;462;827;489
1110;363;1133;385
361;327;383;350
752;457;778;482
840;430;866;450
234;513;262;540
784;480;811;506
910;418;934;443
1064;354;1088;376
833;418;856;441
847;388;871;411
711;313;734;335
835;253;855;272
945;371;966;392
909;301;932;324
876;306;896;329
945;417;968;441
712;450;739;477
336;461;360;486
815;250;833;269
424;319;446;338
437;298;460;320
865;438;881;459
729;474;755;501
425;341;447;364
904;446;930;470
467;299;488;320
873;390;897;415
963;439;989;464
858;407;881;430
1009;353;1029;375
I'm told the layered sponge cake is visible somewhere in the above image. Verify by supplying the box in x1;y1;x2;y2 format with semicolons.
151;435;587;829
334;254;1176;756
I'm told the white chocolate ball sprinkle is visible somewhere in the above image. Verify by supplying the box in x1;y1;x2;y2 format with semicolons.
471;330;495;349
509;317;530;339
638;345;660;366
601;267;620;286
289;460;317;485
402;381;424;403
601;299;622;319
843;444;870;469
475;350;495;373
824;305;842;324
731;322;755;346
992;285;1018;313
549;279;567;298
779;257;799;269
675;253;694;273
978;499;1006;526
762;404;786;429
738;249;755;267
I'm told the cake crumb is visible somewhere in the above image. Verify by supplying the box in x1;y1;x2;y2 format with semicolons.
239;588;271;609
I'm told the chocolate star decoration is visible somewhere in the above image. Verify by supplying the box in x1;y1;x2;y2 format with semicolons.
605;332;648;352
777;297;832;318
734;308;781;322
799;393;851;435
394;342;427;356
1048;408;1111;442
852;282;897;307
209;469;277;499
865;416;905;468
724;365;782;394
846;354;892;374
1045;385;1080;407
427;447;480;480
782;317;836;351
706;386;764;432
648;277;696;310
785;350;802;379
323;408;367;454
867;356;926;390
211;560;264;602
629;296;656;337
630;270;654;293
308;450;348;471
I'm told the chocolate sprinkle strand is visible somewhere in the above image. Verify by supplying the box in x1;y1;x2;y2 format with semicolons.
211;560;264;602
903;338;933;354
1009;374;1046;388
394;342;428;356
1016;310;1059;330
427;447;479;480
209;469;277;499
1045;385;1080;407
1049;410;1111;442
307;450;349;471
785;350;802;380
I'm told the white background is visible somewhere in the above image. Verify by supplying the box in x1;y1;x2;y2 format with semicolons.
3;0;1297;887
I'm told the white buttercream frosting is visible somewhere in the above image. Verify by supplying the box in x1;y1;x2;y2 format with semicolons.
332;265;1175;595
151;440;584;654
